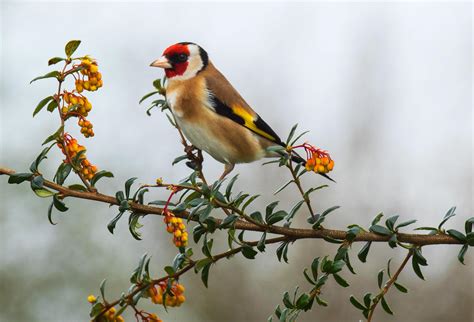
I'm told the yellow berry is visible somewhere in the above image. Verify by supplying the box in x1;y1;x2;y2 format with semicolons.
90;64;99;73
176;284;185;293
87;295;97;303
177;295;186;303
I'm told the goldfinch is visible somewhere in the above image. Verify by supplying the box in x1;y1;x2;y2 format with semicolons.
150;42;333;181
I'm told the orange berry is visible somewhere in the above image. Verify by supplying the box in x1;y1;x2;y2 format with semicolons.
327;160;334;171
321;157;329;166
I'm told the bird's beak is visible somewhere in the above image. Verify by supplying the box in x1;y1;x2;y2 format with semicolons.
150;56;172;69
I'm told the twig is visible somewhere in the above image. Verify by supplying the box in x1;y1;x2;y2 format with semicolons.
0;167;462;246
367;250;413;322
97;235;289;318
288;156;315;218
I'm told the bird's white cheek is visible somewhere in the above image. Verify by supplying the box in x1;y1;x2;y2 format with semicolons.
166;90;183;117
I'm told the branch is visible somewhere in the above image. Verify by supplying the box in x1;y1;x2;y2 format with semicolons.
0;167;462;246
367;250;413;322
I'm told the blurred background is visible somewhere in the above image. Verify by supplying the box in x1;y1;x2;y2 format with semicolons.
1;1;472;321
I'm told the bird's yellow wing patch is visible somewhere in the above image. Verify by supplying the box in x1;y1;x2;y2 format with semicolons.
231;105;276;141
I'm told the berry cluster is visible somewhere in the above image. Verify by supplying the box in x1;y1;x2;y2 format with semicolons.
78;118;94;137
293;143;335;174
305;152;334;174
87;295;124;322
164;213;189;247
62;92;92;117
76;57;103;92
148;280;186;307
58;135;98;180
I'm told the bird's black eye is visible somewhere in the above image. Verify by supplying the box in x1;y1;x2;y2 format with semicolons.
176;53;188;62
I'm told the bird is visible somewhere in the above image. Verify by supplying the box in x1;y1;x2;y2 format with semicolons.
150;42;334;181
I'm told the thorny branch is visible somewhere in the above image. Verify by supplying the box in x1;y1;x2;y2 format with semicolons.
0;167;462;246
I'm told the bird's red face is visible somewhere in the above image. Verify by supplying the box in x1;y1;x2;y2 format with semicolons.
150;42;208;80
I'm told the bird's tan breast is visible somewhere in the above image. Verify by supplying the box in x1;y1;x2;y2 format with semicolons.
165;76;265;164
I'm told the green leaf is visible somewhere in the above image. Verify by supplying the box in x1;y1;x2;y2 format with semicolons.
377;269;384;288
48;57;66;65
413;248;428;266
33;96;54;117
358;242;372;263
295;293;311;309
42;125;64;145
394;282;408;293
107;211;124;234
457;244;468;265
381;297;393;315
276;241;290;263
311;257;319;281
242;246;258;259
411;256;425;280
202;237;213;258
370;225;392;236
363;293;372;308
220;214;239;229
303;268;315;285
53;195;68;212
290;130;310;146
33;188;54;198
99;279;106;300
438;206;456;230
47;201;56;225
152;79;163;90
139;91;160;104
385;215;399;231
285;200;305;223
201;262;211;287
8;173;32;184
465;217;474;234
371;213;384;225
346;226;360;242
265;201;279;219
446;229;466;243
224;175;239;200
303;185;328;199
267;210;287;225
164;266;175;276
349;296;366;310
333;273;349;287
395;219;417;230
124;177;138;199
172;154;188;165
282;291;293;308
321;205;340;217
89;302;105;318
467;232;474;247
286;124;298;144
55;162;72;185
242;194;260;212
65;40;81;57
90;170;114;186
128;213;143;240
46;99;58;112
273;179;293;195
30;70;60;84
250;211;264;224
257;232;267;252
31;175;44;189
